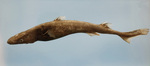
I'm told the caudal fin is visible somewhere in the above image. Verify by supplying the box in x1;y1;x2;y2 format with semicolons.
119;28;149;43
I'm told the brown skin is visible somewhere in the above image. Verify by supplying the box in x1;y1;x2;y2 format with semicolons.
7;20;149;44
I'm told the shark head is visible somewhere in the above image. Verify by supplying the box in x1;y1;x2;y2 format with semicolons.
7;30;37;44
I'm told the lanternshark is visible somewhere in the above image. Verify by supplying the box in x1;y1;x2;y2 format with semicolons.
7;16;149;44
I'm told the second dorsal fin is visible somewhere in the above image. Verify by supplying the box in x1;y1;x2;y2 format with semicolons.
99;22;112;29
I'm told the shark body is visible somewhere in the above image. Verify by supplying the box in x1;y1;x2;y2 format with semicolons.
7;16;149;44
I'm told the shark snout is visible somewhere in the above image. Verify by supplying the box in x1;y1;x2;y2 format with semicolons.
7;37;17;44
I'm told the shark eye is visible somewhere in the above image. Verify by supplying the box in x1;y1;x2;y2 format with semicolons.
19;39;24;43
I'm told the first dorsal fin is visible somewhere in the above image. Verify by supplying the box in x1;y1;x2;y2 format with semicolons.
54;16;66;21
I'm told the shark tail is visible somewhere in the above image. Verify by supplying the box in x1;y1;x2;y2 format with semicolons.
119;28;149;43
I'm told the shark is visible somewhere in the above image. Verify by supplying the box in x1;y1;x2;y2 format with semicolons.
7;16;149;44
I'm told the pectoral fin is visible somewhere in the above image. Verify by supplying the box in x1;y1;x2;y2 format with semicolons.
47;30;56;38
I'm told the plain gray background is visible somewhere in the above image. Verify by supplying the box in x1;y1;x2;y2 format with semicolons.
0;0;150;66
